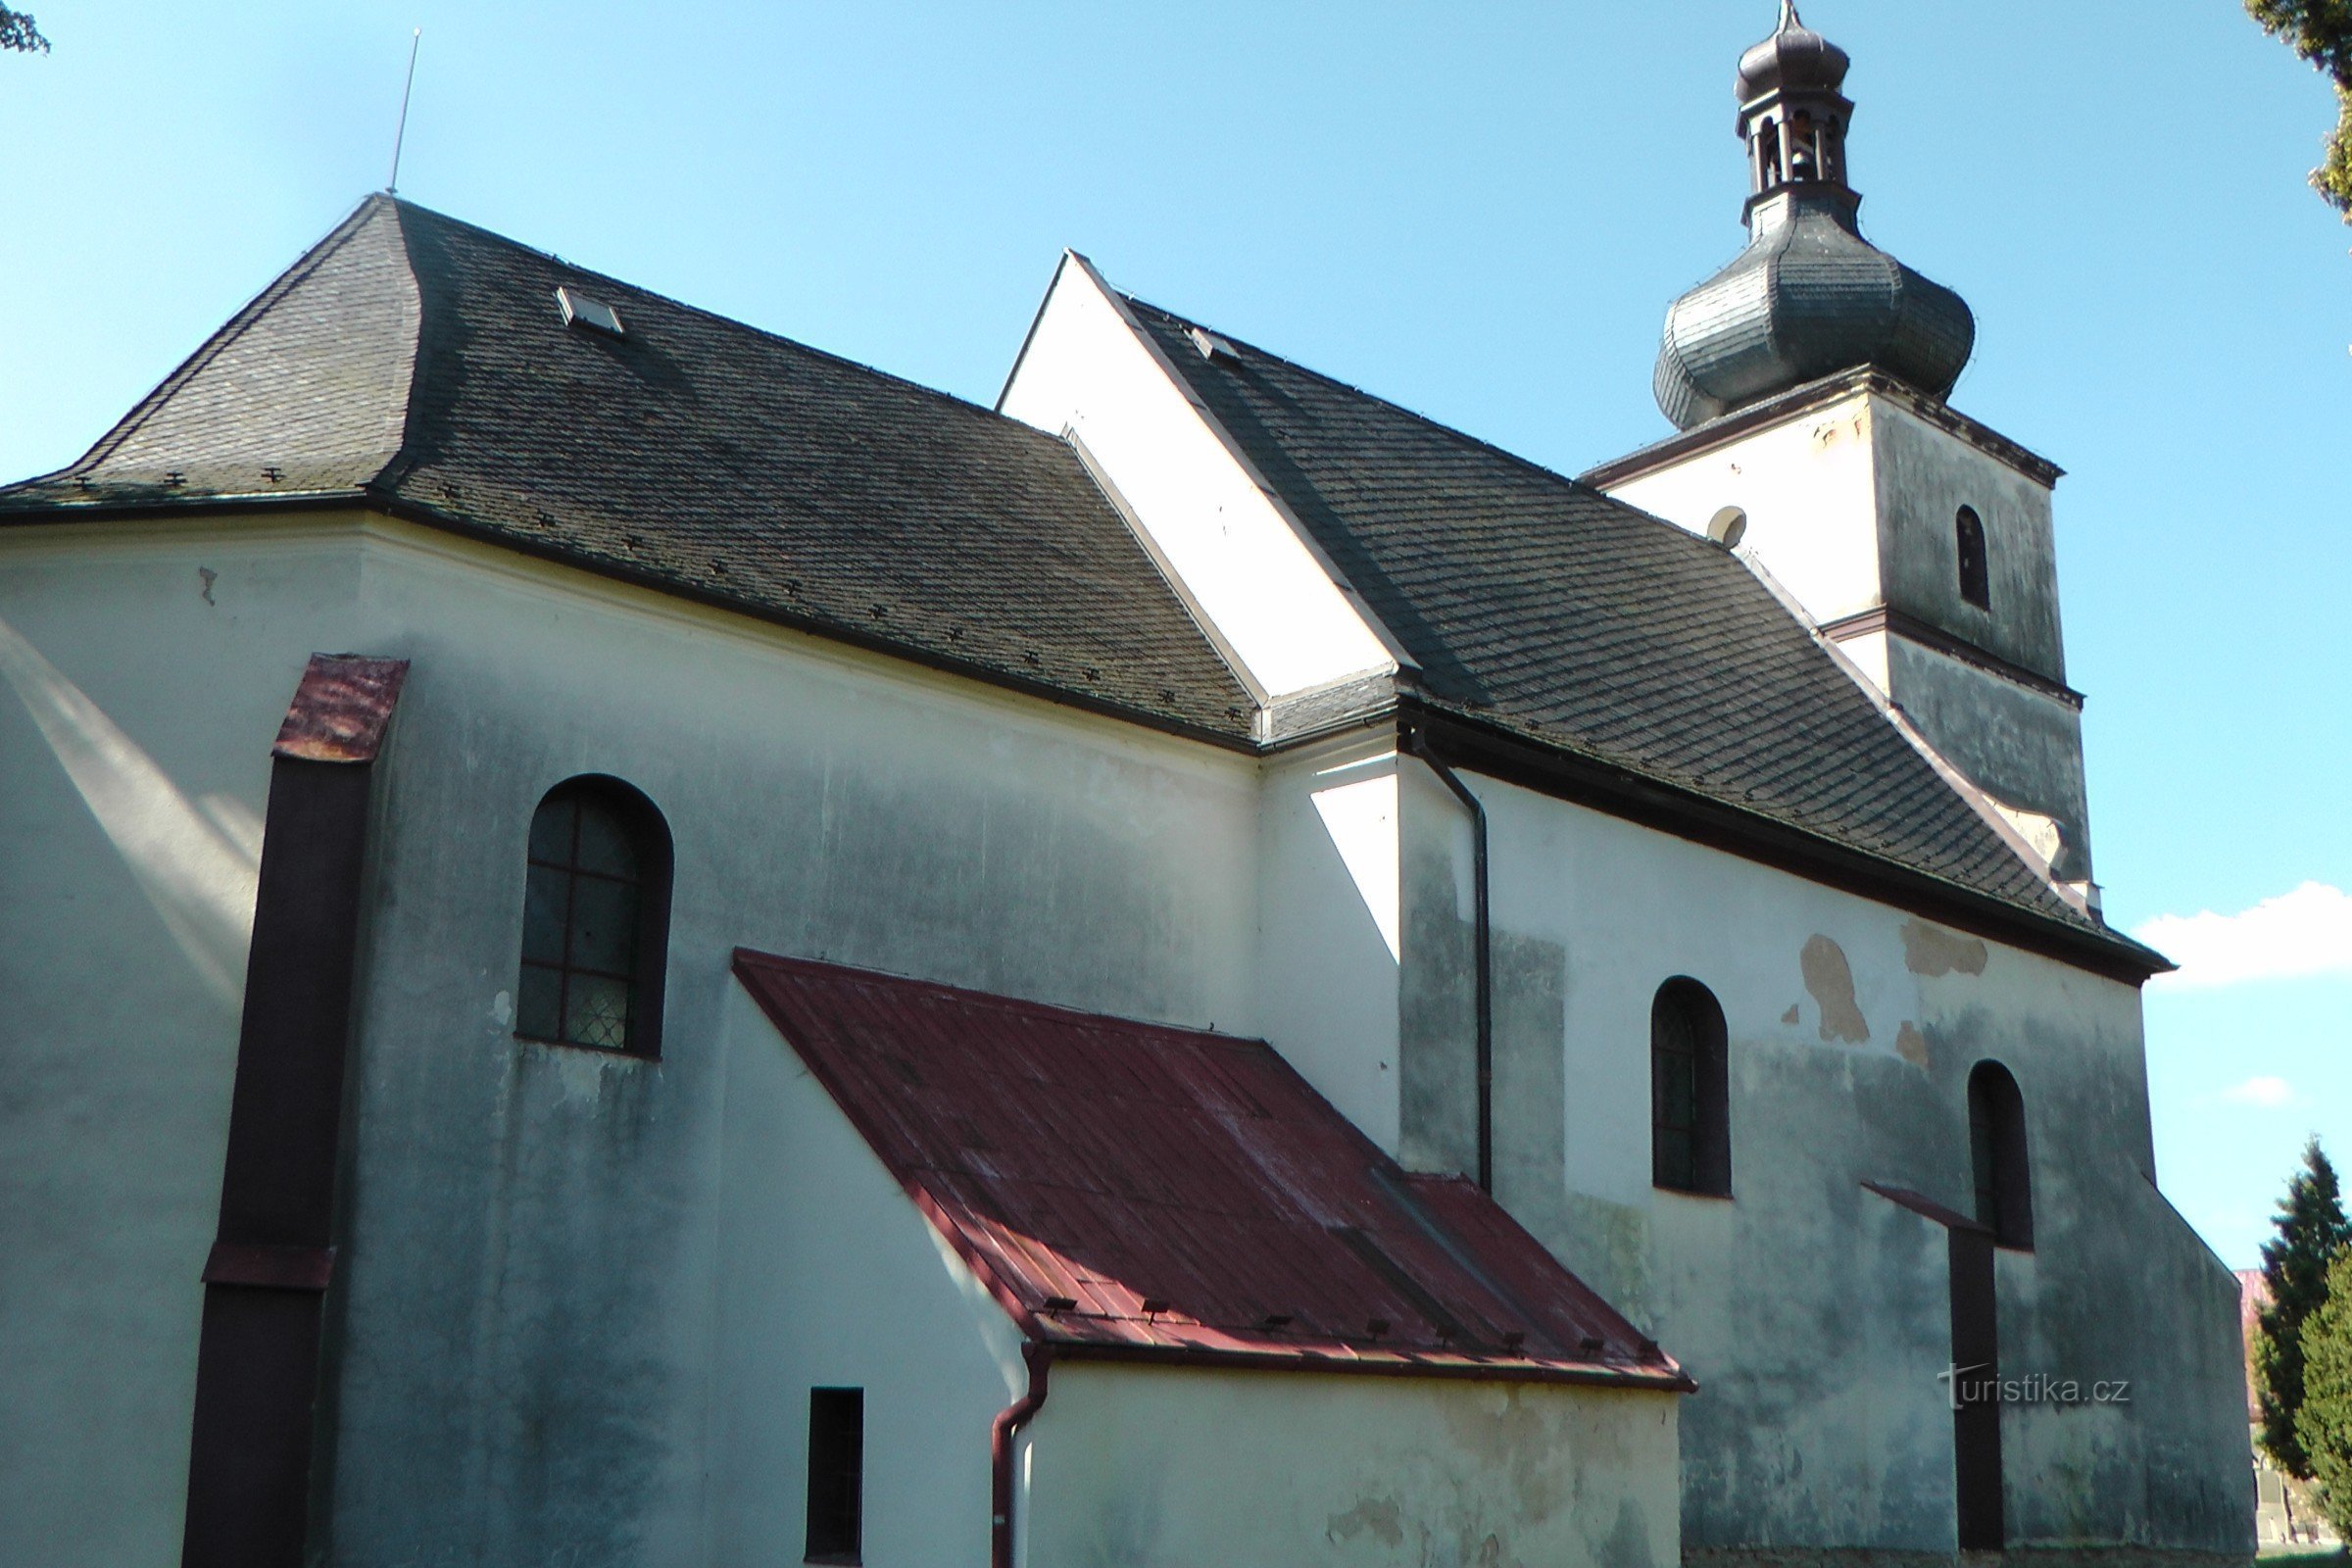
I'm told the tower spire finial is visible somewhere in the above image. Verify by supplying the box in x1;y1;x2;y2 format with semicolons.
1652;4;1976;430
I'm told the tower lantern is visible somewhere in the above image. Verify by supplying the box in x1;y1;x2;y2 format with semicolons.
1737;1;1855;219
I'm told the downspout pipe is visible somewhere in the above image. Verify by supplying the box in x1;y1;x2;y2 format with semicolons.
990;1343;1054;1568
1403;726;1494;1195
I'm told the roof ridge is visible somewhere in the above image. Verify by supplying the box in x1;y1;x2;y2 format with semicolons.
385;196;1065;446
1117;292;1713;542
42;196;400;489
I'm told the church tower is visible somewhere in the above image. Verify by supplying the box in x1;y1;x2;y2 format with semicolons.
1591;3;2097;898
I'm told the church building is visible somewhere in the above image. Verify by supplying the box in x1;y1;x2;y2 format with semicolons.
0;7;2253;1567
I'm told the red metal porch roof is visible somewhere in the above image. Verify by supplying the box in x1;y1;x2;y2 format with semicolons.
733;951;1689;1391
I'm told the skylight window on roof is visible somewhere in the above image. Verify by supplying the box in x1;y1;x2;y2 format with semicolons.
556;286;625;338
1189;325;1237;363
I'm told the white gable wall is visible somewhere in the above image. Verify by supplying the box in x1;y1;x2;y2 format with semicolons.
998;256;1398;703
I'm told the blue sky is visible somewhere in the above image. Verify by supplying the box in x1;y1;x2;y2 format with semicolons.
0;1;2343;1268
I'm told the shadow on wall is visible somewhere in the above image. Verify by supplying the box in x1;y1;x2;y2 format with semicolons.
0;612;261;1002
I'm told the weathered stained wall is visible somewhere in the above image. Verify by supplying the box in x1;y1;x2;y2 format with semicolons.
1396;767;2251;1561
1023;1363;1680;1568
1869;397;2066;683
0;502;2250;1568
329;517;1260;1567
0;512;1262;1568
1879;636;2094;882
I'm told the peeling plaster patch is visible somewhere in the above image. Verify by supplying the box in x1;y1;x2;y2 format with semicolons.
1896;1022;1930;1070
1901;919;1988;978
1782;1004;1801;1027
1800;935;1870;1045
548;1043;621;1105
491;990;514;1027
1327;1495;1404;1548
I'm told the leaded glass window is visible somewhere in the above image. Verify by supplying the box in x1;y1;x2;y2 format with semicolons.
517;778;669;1055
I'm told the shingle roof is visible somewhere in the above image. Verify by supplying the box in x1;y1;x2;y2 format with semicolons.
1118;294;2105;933
0;194;2149;963
0;197;1256;741
733;949;1690;1390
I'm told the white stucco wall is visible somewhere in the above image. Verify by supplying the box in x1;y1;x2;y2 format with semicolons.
0;500;2247;1567
1602;390;1885;627
707;984;1027;1566
1394;765;2248;1554
1023;1363;1681;1568
998;255;1397;701
0;528;364;1567
1253;736;1405;1152
0;511;1266;1568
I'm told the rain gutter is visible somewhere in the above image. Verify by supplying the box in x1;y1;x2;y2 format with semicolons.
990;1343;1054;1568
1402;726;1494;1195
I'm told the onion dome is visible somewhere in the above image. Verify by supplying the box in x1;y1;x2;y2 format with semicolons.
1653;3;1975;431
1736;1;1850;104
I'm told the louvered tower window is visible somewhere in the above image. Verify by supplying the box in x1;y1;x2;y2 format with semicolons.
517;777;671;1056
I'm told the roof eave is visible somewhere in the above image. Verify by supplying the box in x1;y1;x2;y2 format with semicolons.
1400;700;2171;985
1039;1337;1695;1394
1583;367;2065;491
0;489;1264;755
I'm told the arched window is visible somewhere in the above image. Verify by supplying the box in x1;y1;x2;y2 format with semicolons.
1956;506;1991;611
517;777;672;1056
1652;979;1732;1197
1968;1061;2033;1249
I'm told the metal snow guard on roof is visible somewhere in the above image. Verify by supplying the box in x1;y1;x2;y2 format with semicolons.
733;950;1690;1392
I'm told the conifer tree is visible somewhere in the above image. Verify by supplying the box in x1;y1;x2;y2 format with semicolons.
2256;1138;2352;1478
2297;1249;2352;1539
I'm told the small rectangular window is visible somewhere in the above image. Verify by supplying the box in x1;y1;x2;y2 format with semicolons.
806;1387;863;1564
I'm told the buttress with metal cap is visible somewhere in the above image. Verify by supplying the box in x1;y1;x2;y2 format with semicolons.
1654;1;1975;431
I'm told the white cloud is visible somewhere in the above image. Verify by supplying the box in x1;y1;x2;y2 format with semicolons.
2135;881;2352;991
2222;1076;2297;1109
